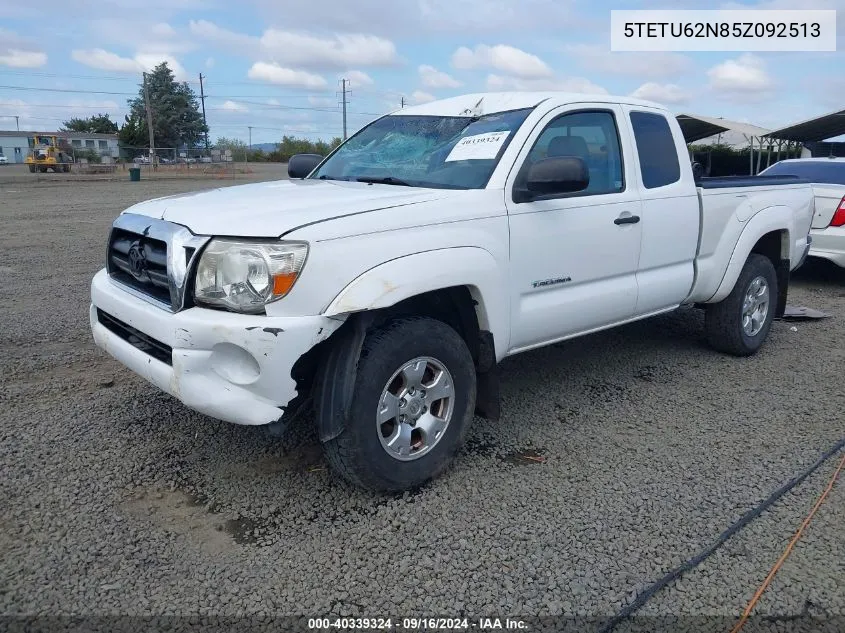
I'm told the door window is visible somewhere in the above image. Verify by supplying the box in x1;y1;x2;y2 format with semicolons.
520;110;625;196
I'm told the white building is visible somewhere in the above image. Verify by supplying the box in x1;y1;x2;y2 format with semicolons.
0;130;120;163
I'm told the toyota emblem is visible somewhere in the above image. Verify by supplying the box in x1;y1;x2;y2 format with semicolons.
127;241;147;281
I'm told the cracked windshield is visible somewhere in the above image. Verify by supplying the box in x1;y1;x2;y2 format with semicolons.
310;107;534;189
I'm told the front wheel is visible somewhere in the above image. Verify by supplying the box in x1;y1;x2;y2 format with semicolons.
318;317;476;492
705;253;778;356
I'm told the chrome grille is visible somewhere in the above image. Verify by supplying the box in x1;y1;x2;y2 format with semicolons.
105;213;210;312
108;228;171;306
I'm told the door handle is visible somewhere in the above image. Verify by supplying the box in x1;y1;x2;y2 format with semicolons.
614;214;640;225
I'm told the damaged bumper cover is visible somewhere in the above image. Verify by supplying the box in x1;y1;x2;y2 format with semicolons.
90;268;340;425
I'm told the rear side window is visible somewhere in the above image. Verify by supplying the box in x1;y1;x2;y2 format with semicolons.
629;111;681;189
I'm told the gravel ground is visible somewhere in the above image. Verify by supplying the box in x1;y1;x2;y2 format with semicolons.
1;176;844;631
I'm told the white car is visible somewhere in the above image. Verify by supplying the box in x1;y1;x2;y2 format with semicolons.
90;91;814;491
0;155;8;165
759;157;845;268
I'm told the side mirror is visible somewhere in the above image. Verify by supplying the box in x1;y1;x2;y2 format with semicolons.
520;156;589;200
288;153;324;179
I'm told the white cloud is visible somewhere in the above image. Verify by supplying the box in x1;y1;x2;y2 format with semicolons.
205;57;215;69
707;54;773;94
189;20;256;52
630;82;690;104
135;53;188;80
486;73;607;94
151;22;176;37
72;49;140;73
343;70;374;86
0;49;47;68
190;21;398;70
250;0;582;36
260;30;398;69
220;100;248;112
452;44;552;78
247;62;328;89
411;90;437;104
566;45;692;80
72;49;188;80
418;64;462;89
0;28;47;68
89;19;195;55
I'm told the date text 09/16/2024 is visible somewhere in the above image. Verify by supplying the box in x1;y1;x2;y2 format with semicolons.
307;618;529;630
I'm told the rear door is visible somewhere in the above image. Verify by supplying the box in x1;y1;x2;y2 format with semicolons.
623;107;700;314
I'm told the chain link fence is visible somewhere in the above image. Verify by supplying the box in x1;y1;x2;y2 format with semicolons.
1;145;262;183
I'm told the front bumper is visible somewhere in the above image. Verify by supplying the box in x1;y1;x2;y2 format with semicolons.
808;226;845;268
90;268;340;425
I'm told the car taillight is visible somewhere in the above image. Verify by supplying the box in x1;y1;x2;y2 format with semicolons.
831;196;845;227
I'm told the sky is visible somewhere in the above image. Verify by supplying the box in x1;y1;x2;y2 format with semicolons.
0;0;843;145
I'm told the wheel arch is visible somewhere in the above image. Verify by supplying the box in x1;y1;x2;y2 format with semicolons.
303;249;508;443
709;205;793;315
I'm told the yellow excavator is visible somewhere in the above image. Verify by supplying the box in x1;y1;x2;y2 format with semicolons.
25;135;74;173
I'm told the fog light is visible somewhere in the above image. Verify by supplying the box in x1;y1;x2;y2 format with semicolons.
210;343;261;385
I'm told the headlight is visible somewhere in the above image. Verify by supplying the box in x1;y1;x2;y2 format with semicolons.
194;239;308;313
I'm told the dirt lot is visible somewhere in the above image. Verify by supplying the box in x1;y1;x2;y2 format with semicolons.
2;174;844;631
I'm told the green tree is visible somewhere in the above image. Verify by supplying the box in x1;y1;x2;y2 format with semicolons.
272;135;343;162
120;62;208;150
61;113;119;134
214;136;249;161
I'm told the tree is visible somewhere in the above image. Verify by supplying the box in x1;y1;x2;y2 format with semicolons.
61;113;119;134
119;62;208;151
214;136;249;161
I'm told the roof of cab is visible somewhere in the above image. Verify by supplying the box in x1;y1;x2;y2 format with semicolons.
389;91;667;117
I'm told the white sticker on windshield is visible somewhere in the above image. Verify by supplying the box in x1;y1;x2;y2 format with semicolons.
444;131;510;162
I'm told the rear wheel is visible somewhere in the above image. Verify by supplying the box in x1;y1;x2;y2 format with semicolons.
705;254;777;356
28;165;35;173
319;317;476;492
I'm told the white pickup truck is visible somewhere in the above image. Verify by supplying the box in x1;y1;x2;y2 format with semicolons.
90;92;814;491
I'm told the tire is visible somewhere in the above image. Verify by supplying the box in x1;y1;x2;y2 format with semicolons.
705;254;778;356
28;165;36;173
319;317;476;492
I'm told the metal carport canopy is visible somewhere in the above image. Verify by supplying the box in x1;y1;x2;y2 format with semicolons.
675;113;772;143
765;108;845;142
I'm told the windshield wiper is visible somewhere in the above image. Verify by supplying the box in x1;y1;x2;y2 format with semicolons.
356;176;411;186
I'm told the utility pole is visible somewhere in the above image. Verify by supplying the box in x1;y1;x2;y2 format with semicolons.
247;126;252;164
340;78;348;140
199;73;209;150
400;96;405;108
142;72;156;170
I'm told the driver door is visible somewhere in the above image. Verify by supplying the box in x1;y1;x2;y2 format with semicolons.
505;105;643;352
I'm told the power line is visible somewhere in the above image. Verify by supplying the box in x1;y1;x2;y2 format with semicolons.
0;103;129;109
0;69;201;85
0;85;136;96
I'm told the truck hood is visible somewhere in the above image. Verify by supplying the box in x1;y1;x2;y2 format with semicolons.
120;179;460;237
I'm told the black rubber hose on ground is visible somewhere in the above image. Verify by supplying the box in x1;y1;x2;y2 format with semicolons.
598;436;845;633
